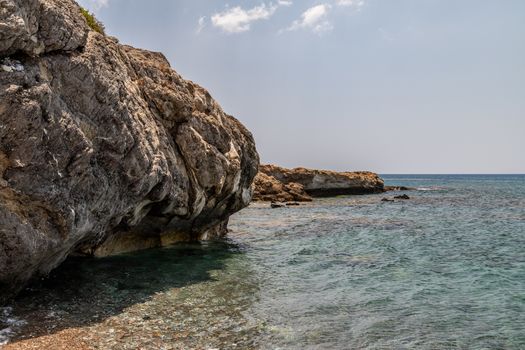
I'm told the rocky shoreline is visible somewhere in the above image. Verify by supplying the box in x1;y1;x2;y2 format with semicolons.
0;1;414;346
253;164;390;203
1;0;401;308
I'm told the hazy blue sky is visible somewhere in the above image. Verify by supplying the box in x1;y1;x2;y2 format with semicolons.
78;0;525;173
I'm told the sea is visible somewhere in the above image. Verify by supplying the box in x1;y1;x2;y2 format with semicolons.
1;175;524;349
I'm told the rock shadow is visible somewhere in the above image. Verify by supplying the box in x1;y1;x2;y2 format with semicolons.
3;239;242;342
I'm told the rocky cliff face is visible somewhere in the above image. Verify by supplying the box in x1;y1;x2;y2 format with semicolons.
0;0;259;302
253;165;384;201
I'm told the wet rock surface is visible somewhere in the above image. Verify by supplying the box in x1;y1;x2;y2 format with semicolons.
270;202;286;209
0;0;259;302
394;194;410;200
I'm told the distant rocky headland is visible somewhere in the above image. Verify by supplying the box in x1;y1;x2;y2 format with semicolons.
253;164;385;202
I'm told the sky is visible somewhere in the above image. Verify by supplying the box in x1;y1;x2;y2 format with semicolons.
77;0;525;174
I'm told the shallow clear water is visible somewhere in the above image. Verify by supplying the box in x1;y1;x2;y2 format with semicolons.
3;175;525;349
228;174;525;349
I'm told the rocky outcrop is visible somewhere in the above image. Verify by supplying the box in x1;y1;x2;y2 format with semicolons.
394;194;410;200
253;164;384;201
0;0;259;303
252;171;312;202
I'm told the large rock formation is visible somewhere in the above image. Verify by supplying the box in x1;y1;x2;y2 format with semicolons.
0;0;259;302
253;165;384;201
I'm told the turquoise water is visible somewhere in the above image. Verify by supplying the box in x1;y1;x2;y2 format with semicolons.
3;175;525;349
228;175;525;349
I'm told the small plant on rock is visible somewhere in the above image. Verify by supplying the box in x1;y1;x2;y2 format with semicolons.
80;7;105;35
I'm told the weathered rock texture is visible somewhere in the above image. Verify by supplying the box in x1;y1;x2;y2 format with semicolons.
0;0;259;302
253;165;384;201
252;172;312;202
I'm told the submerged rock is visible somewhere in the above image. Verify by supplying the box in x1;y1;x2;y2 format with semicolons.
0;0;258;303
394;194;410;200
270;202;286;209
253;164;384;200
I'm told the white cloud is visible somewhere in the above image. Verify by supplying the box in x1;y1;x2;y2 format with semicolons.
286;4;333;34
211;2;290;34
196;16;206;34
335;0;365;9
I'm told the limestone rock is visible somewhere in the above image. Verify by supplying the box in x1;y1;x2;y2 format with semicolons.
0;0;89;56
0;0;259;302
257;164;384;198
252;171;312;202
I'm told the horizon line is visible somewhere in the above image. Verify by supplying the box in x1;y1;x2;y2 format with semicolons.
379;173;525;176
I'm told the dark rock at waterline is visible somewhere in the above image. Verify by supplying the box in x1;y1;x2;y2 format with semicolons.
286;202;301;206
270;202;286;208
381;198;394;202
384;186;414;191
0;0;259;303
394;194;410;200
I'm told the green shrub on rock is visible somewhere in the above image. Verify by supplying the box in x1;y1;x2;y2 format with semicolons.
80;7;105;35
